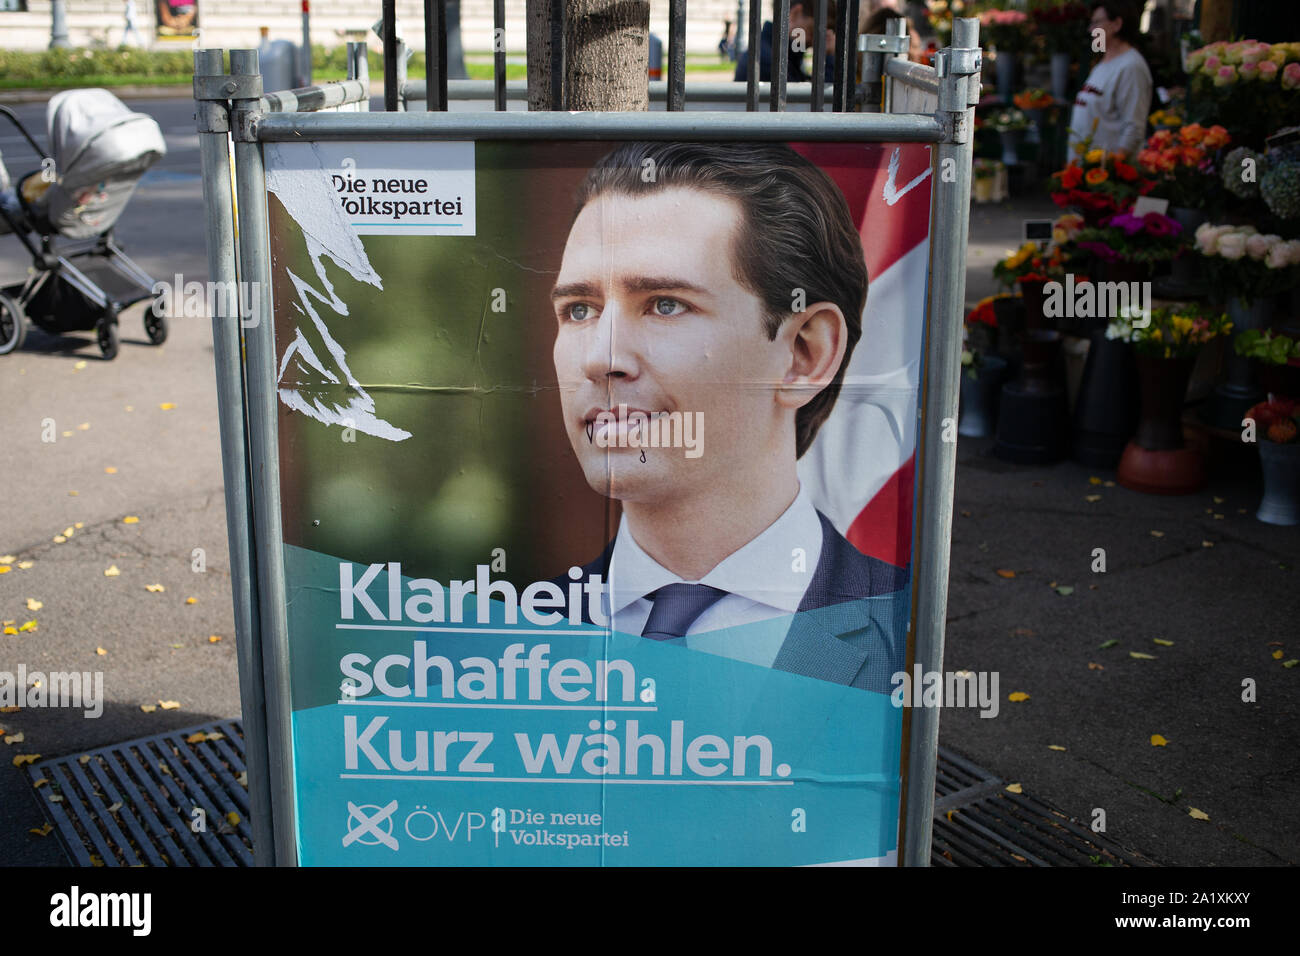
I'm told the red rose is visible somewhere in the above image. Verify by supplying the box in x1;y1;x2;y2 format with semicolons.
1060;164;1083;189
1113;161;1139;181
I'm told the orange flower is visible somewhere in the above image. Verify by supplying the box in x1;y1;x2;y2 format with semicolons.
1085;167;1109;184
1150;129;1174;147
1203;125;1231;148
1179;122;1205;145
1181;146;1204;166
1113;161;1139;181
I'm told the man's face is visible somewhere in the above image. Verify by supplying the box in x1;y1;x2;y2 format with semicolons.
551;186;793;505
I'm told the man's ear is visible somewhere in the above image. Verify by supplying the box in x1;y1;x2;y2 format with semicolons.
776;303;847;411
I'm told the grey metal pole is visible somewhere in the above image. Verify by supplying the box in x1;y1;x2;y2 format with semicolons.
49;0;70;48
901;16;981;868
883;15;909;115
493;0;506;111
745;0;760;111
228;47;299;867
811;0;827;112
382;0;398;111
192;47;278;866
771;0;789;112
667;0;686;112
301;0;313;87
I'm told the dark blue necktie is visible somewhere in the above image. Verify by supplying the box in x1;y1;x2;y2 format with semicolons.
641;583;728;641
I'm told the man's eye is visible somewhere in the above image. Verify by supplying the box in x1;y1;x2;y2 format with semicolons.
652;298;686;316
567;303;595;321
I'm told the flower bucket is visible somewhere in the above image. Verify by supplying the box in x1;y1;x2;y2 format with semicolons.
995;51;1018;102
1257;440;1300;525
1050;51;1071;101
959;355;1009;438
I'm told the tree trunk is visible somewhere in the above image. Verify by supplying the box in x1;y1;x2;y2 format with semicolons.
527;0;651;111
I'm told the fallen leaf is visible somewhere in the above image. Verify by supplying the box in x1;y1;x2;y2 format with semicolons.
107;801;122;812
29;823;53;836
49;795;63;802
1213;513;1224;520
17;561;32;569
1048;580;1057;588
1088;476;1102;485
26;599;41;611
185;731;208;743
1088;662;1104;670
1010;627;1035;637
1005;783;1023;794
139;704;157;713
67;490;78;496
1202;540;1214;548
78;755;91;765
145;584;165;593
1150;734;1168;747
124;405;133;412
1048;744;1066;751
946;810;955;821
1008;691;1031;702
1213;496;1224;504
1153;638;1175;647
1150;530;1165;537
0;706;18;713
1283;659;1299;669
159;402;175;411
185;597;197;605
226;811;241;826
1103;480;1115;487
76;423;89;431
1055;585;1074;596
170;643;183;649
18;620;37;632
95;647;107;656
1204;508;1213;514
0;566;8;574
1188;807;1210;821
104;466;117;474
52;536;66;544
960;510;971;517
1272;649;1284;660
158;700;180;710
32;778;47;789
0;554;13;562
208;635;222;644
1269;641;1283;646
1090;584;1099;590
1099;639;1119;649
1085;494;1101;502
996;569;1016;579
73;360;86;370
122;516;139;524
158;763;172;776
236;771;248;787
1129;651;1156;660
90;855;104;867
12;754;40;766
104;565;120;577
4;732;24;744
61;431;71;438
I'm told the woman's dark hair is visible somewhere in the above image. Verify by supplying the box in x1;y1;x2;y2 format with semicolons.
1091;0;1142;45
573;142;867;459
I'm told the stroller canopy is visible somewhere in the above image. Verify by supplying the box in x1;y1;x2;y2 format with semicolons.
41;89;166;239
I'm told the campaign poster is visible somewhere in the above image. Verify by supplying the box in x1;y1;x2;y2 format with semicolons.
263;135;933;865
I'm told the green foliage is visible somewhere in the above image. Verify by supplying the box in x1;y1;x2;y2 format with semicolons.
0;47;195;83
1234;328;1300;364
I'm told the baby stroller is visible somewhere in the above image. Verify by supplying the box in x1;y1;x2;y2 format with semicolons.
0;89;167;359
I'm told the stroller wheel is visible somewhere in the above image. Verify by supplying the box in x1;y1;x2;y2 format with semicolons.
144;309;168;345
0;293;26;356
96;311;119;360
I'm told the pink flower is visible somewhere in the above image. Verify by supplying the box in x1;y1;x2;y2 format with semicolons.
1245;233;1276;260
1240;43;1270;65
1222;42;1245;65
1259;60;1280;82
1195;223;1231;256
1214;65;1238;87
1203;55;1222;73
1217;232;1247;260
1239;61;1260;81
1284;63;1300;91
1266;243;1292;269
1284;240;1300;267
1142;212;1181;239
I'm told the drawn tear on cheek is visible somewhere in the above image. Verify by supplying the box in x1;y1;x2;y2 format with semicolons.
585;421;595;444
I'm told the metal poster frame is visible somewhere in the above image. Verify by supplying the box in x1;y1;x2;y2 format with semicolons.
193;14;982;868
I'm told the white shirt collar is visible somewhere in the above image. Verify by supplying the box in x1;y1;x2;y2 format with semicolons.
607;484;824;617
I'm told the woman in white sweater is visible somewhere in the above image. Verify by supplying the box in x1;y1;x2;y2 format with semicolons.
1069;0;1153;159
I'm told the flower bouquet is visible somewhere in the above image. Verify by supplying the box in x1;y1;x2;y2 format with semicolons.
1137;124;1231;211
1246;397;1299;443
964;294;1005;360
1244;396;1300;525
979;9;1031;54
1148;108;1184;130
1073;210;1185;269
1194;224;1300;304
993;241;1073;288
987;107;1030;132
1013;88;1054;111
1051;148;1154;224
1236;329;1300;399
1106;303;1232;359
1185;40;1300;148
1028;0;1089;55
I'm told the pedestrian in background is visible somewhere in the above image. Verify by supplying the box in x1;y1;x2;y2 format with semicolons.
1069;0;1153;158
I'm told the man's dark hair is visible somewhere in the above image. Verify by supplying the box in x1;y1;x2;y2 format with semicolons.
572;142;867;460
1091;0;1142;45
774;1;839;25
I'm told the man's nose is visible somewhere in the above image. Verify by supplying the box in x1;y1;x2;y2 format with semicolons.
580;304;640;381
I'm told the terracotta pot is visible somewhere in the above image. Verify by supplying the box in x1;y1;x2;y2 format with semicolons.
1118;354;1205;494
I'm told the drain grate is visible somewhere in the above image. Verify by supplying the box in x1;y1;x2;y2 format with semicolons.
27;724;1151;866
27;719;254;867
931;747;1156;867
